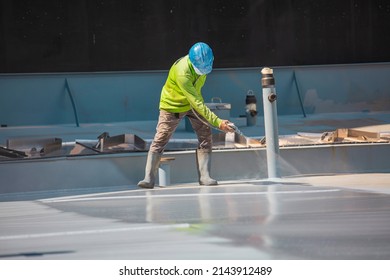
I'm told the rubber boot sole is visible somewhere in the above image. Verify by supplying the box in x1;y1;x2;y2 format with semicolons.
137;181;155;189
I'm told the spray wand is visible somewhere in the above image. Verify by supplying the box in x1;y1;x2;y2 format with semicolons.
227;122;244;137
191;106;250;143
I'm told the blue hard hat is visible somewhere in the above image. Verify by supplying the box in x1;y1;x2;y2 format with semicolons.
189;42;214;75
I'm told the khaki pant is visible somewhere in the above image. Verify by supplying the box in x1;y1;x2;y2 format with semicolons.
149;109;213;153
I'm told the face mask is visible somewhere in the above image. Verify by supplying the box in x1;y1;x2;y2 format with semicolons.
193;65;205;75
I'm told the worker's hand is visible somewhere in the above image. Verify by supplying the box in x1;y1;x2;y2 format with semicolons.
219;120;235;133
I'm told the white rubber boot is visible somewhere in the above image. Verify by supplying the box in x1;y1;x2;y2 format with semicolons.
196;149;218;186
137;151;161;189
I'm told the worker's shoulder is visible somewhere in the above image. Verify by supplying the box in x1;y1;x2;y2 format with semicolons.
172;63;192;78
173;55;190;70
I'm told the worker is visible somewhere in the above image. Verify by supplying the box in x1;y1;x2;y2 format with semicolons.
138;42;234;189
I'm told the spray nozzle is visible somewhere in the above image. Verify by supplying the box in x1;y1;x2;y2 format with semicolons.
227;122;237;131
227;122;244;136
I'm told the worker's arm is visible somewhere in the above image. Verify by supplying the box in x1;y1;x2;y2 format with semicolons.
176;73;222;128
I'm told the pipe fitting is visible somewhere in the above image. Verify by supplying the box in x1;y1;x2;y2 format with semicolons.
268;93;277;102
261;67;275;88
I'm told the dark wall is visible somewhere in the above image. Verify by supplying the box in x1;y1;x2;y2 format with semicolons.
1;0;390;73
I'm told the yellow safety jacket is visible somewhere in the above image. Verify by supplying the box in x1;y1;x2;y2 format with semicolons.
159;55;222;128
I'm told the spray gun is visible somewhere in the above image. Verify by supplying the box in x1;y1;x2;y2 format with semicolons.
227;122;244;136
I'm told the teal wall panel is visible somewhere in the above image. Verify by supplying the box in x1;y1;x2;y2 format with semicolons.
1;63;390;127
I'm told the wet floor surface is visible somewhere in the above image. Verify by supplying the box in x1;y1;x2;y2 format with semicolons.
1;178;390;260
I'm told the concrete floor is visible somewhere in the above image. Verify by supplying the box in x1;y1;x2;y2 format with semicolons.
1;173;389;260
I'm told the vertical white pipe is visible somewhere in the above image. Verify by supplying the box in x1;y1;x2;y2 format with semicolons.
261;67;280;178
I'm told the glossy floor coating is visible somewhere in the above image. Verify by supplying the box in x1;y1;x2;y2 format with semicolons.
1;174;390;260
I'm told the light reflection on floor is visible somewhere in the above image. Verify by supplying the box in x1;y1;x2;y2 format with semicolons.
1;180;387;260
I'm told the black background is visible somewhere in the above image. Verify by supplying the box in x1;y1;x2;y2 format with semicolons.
1;0;390;73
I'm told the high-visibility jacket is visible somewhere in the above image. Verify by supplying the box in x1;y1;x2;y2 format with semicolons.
159;55;222;128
